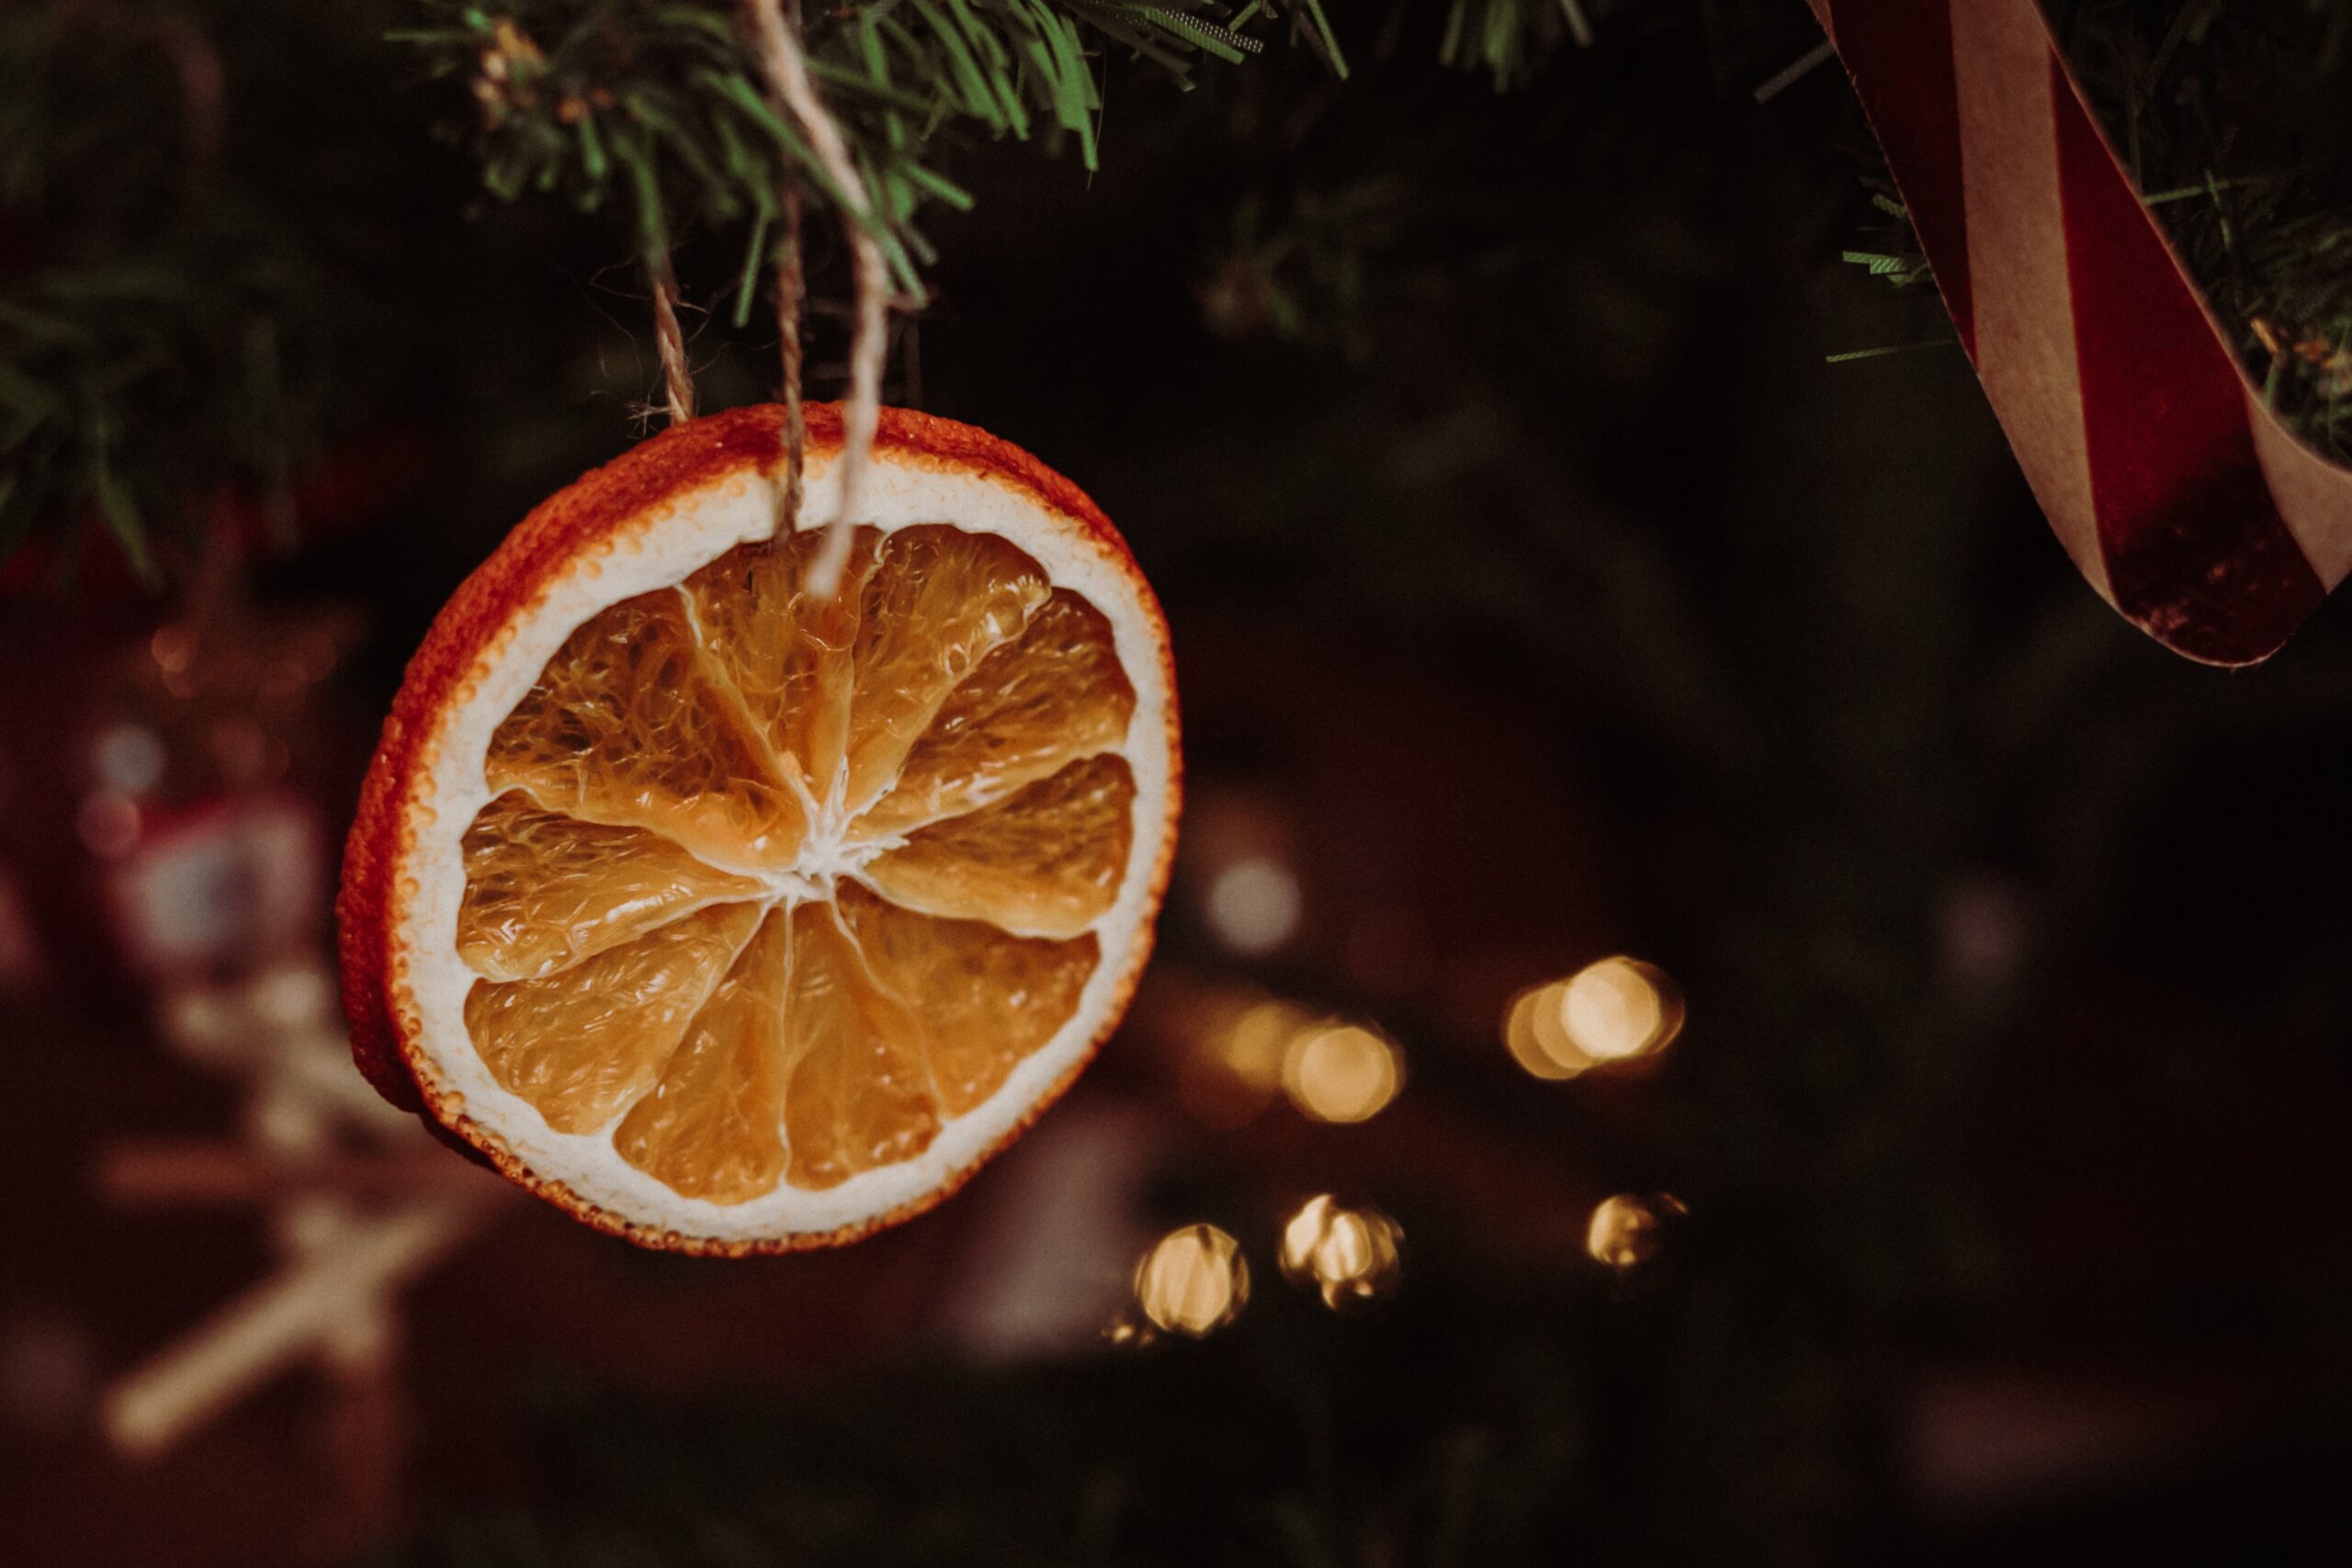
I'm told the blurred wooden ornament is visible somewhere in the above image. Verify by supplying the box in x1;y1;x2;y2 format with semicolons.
96;949;513;1550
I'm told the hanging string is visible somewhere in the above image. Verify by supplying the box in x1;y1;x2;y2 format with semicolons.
745;0;888;600
775;181;807;537
649;258;695;427
628;152;696;426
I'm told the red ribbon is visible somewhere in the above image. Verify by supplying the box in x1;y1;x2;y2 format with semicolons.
1813;0;2352;665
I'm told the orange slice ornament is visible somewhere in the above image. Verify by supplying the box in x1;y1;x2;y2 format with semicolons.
339;405;1180;1253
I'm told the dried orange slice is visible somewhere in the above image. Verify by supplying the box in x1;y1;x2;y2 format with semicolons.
339;405;1178;1253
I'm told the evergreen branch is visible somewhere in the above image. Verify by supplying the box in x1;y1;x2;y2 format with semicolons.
0;10;339;584
409;0;1343;310
1440;0;1601;90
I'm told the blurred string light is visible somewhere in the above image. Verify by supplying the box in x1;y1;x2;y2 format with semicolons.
1102;1314;1155;1349
1504;987;1585;1080
1178;991;1404;1128
1179;994;1315;1128
1502;956;1684;1080
1586;1192;1687;1271
1204;854;1304;955
1133;1224;1250;1337
1282;1023;1402;1123
1566;959;1681;1060
1279;1195;1404;1310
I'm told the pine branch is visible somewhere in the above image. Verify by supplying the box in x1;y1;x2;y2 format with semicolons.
1439;0;1601;90
0;10;334;585
403;0;1348;310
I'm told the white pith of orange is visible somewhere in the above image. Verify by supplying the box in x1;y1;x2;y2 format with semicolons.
387;446;1175;1248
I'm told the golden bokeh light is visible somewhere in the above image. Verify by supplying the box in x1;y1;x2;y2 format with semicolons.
1102;1314;1157;1349
1222;999;1313;1091
1179;994;1316;1128
1504;958;1685;1078
1134;1224;1250;1337
1279;1195;1405;1310
1562;957;1682;1061
1586;1192;1686;1270
1282;1023;1402;1123
1504;983;1590;1079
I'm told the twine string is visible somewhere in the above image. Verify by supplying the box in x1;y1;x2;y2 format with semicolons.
648;254;695;427
630;143;695;427
625;122;695;425
745;0;888;601
776;181;807;537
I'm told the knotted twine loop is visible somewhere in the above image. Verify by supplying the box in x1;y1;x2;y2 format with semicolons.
745;0;888;601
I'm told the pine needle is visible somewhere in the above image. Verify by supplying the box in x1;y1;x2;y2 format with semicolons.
405;0;1344;310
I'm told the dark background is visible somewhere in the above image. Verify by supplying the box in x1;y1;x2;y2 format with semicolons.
8;3;2352;1562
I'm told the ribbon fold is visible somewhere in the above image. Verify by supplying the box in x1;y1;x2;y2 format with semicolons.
1813;0;2352;665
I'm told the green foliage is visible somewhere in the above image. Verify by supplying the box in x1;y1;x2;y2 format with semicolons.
1838;188;1932;293
1198;181;1410;357
8;0;2348;585
399;0;1347;310
0;0;1360;584
1438;0;1597;89
0;10;336;583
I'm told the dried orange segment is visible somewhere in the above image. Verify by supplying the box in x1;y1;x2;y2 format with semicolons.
457;791;764;983
856;590;1136;839
865;753;1136;938
780;903;942;1190
487;588;807;869
347;404;1177;1253
840;525;1050;813
614;906;793;1203
679;531;871;805
836;882;1097;1115
464;900;764;1134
